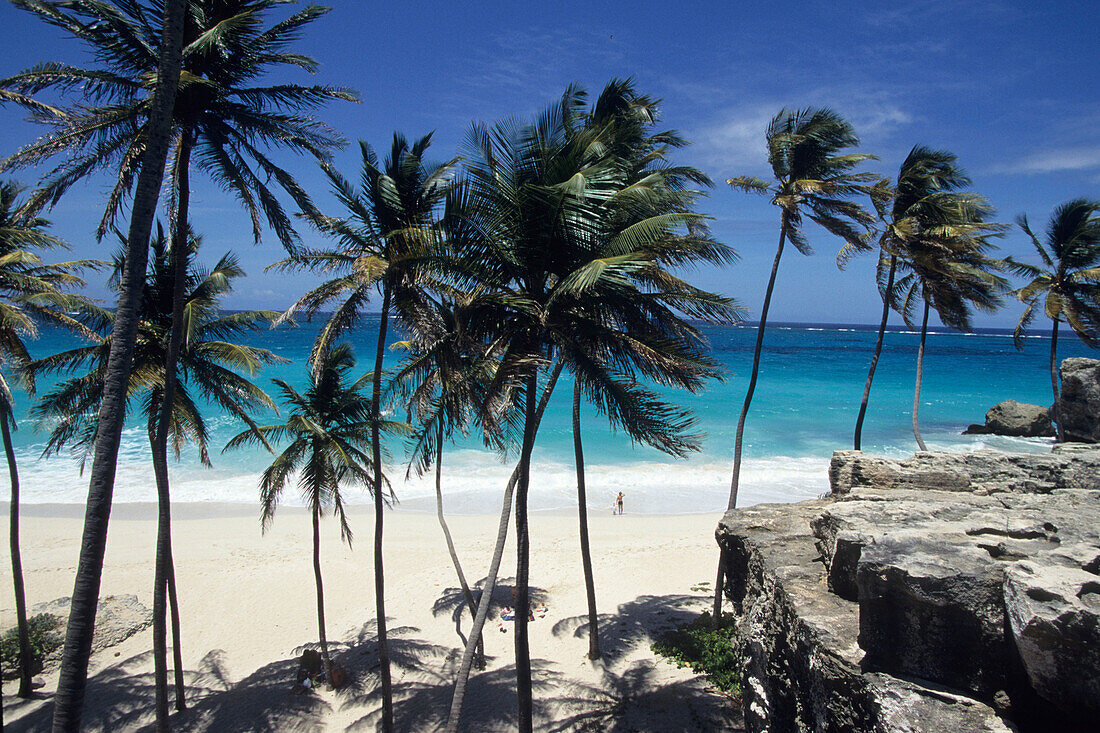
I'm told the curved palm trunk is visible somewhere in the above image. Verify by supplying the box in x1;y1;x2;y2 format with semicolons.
312;506;334;685
52;4;186;729
444;359;563;733
854;254;897;451
151;131;193;730
370;288;394;733
912;301;930;451
433;422;483;666
572;382;599;660
166;541;185;709
713;227;788;621
3;406;33;698
515;371;539;733
1049;319;1063;442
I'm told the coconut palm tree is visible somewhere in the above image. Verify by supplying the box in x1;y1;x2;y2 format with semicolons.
717;108;879;618
274;132;454;731
891;199;1007;450
1008;199;1100;441
3;4;352;723
441;83;737;733
846;147;977;450
30;230;283;726
0;180;95;700
224;343;404;686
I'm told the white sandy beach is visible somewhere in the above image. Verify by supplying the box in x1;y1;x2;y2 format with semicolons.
2;503;743;731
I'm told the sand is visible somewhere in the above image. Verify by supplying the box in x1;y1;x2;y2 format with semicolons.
1;502;744;731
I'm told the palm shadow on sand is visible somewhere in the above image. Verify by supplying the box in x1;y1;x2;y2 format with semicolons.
432;576;550;649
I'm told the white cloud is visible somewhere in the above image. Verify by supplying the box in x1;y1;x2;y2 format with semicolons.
995;146;1100;174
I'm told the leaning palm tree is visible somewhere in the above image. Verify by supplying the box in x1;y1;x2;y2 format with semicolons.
30;231;283;726
0;180;95;700
1;4;188;727
891;198;1007;450
442;83;737;733
275;132;454;732
225;343;403;686
846;147;976;450
1008;199;1100;441
718;108;879;618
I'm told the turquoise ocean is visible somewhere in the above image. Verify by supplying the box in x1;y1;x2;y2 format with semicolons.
3;319;1091;515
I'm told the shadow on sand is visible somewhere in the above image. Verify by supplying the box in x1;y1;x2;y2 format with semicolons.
4;590;741;732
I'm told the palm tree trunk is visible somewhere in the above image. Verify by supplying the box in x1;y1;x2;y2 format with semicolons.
515;371;539;733
51;4;186;730
1049;319;1063;442
433;422;483;666
371;288;394;733
912;300;930;451
444;359;563;733
151;130;193;730
312;505;333;685
854;254;896;450
148;415;172;732
713;226;788;622
166;541;185;710
2;406;33;698
572;381;600;660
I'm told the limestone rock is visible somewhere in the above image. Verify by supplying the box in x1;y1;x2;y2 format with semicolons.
30;594;152;666
981;400;1054;437
1057;357;1100;443
829;449;1100;495
1004;561;1100;717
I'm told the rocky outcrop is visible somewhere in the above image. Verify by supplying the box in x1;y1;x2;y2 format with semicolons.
964;400;1053;437
1057;358;1100;443
717;445;1100;733
828;446;1100;495
24;595;152;668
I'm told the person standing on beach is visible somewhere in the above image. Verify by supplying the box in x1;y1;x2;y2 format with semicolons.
616;492;624;515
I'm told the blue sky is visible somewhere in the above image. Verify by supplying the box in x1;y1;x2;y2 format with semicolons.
0;0;1096;328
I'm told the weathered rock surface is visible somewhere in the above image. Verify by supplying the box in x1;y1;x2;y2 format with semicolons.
963;400;1054;437
27;594;152;667
718;445;1100;732
828;447;1100;495
1057;357;1100;443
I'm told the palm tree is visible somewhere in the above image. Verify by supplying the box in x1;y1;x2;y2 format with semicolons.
0;181;94;700
718;108;879;618
225;343;402;686
1;3;190;727
442;83;737;733
1008;199;1100;441
275;132;454;731
3;5;353;723
846;147;976;450
30;231;283;727
891;199;1007;450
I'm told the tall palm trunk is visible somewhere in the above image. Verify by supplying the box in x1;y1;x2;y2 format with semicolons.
912;300;930;451
515;370;539;733
713;226;788;621
151;131;193;730
2;406;33;698
433;422;483;665
370;287;394;733
444;360;563;733
1049;319;1063;442
312;505;333;684
854;254;897;450
52;3;186;729
572;382;599;660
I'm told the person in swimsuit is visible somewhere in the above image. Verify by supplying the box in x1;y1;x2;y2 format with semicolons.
616;491;624;515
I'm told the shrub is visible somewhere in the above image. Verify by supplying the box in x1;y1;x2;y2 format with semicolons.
1;613;63;679
651;611;741;694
